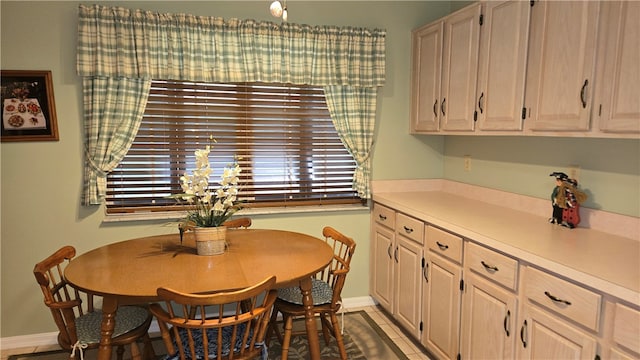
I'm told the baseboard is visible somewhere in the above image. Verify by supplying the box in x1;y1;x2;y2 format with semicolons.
0;296;378;351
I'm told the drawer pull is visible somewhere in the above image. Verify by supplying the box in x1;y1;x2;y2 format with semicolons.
481;260;499;272
378;214;387;221
403;226;414;234
436;241;449;251
504;310;510;337
544;291;572;306
520;320;527;348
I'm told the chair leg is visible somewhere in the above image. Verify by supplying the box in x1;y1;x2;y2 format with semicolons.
281;314;294;360
142;334;156;360
329;312;347;360
129;341;141;360
268;307;283;345
320;313;331;345
116;345;125;360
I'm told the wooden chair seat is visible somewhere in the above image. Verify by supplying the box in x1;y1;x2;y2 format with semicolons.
33;246;154;360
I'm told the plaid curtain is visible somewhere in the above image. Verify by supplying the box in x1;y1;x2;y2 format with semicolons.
324;86;377;199
77;4;386;203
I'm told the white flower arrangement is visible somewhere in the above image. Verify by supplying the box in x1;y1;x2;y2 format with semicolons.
170;144;242;230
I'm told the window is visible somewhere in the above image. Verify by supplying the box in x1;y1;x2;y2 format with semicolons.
105;80;361;214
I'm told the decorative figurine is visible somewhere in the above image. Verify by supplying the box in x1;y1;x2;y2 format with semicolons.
549;172;587;228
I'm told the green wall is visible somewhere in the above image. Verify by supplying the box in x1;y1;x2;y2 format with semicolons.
1;1;638;340
0;1;450;338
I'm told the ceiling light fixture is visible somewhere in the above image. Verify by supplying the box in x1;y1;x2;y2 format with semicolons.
269;0;288;21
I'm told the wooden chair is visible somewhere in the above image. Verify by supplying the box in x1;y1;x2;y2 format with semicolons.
33;246;154;360
268;226;356;360
222;217;252;229
150;275;277;360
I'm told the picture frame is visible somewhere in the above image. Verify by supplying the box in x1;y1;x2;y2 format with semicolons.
1;70;59;142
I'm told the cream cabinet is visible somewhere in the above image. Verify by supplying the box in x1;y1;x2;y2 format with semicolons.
475;0;530;131
394;214;424;339
421;226;463;360
371;204;395;313
607;302;640;359
460;242;519;359
517;266;600;359
410;3;481;133
525;1;600;132
593;1;640;134
411;21;443;132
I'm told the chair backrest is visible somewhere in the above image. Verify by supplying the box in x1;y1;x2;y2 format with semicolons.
150;276;277;360
222;217;252;229
316;226;357;307
33;246;93;349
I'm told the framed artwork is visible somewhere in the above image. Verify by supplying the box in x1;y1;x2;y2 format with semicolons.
1;70;59;142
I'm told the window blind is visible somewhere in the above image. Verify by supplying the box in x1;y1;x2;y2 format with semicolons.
106;80;361;214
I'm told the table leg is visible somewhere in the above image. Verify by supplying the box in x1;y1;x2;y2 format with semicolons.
300;277;321;360
97;296;117;360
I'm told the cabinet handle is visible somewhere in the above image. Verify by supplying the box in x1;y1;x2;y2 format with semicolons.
520;320;527;348
436;241;449;251
387;243;393;259
544;291;572;306
504;310;511;337
478;92;484;114
394;246;399;263
441;98;446;116
423;262;429;283
481;260;499;272
403;226;414;234
433;99;438;118
580;79;588;108
378;214;387;221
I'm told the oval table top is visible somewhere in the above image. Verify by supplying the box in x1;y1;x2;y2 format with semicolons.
65;228;334;299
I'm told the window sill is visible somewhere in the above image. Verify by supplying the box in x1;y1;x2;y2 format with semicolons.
102;203;370;223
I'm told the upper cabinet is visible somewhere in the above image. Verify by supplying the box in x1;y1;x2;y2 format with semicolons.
524;1;600;132
440;4;482;131
410;0;639;139
411;4;481;133
592;1;640;134
476;1;530;131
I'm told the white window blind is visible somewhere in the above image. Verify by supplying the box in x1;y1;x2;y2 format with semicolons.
106;80;361;214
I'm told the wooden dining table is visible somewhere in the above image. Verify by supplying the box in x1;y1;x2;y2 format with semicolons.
64;228;334;360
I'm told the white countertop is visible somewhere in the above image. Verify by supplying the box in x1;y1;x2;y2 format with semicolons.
373;191;640;305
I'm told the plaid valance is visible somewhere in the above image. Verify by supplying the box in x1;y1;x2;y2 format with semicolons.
77;4;386;87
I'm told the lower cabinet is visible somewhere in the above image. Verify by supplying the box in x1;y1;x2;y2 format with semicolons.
422;252;462;359
517;305;598;359
369;201;638;360
460;241;519;360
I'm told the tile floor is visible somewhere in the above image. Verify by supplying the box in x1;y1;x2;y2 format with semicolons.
1;305;432;360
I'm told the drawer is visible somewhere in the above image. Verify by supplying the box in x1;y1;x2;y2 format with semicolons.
465;242;518;291
396;213;424;245
524;266;602;331
426;225;462;264
373;203;395;229
613;303;640;355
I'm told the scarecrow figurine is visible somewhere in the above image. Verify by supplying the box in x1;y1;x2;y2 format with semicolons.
549;172;588;228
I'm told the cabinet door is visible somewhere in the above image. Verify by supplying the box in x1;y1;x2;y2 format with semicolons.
422;252;462;360
460;272;517;360
517;305;598;360
372;223;394;312
525;1;599;131
394;236;423;339
476;0;530;131
441;3;482;131
411;21;443;132
594;1;640;134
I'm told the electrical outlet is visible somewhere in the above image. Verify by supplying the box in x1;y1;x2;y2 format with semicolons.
568;165;580;181
464;155;471;172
